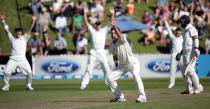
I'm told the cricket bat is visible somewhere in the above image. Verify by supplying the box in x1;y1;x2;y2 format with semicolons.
184;56;196;76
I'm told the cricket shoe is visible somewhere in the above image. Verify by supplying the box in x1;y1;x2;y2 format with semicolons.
193;84;204;94
2;85;9;91
136;96;147;103
199;84;204;92
110;97;126;102
26;84;34;91
194;89;201;94
168;83;175;89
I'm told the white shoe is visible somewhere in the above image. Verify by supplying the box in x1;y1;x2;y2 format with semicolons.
193;84;203;94
110;97;126;102
2;85;9;91
80;85;87;90
168;83;174;89
194;89;201;94
26;84;34;91
199;84;203;92
136;96;147;102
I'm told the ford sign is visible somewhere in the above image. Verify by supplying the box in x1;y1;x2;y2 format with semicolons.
147;59;171;73
41;60;80;73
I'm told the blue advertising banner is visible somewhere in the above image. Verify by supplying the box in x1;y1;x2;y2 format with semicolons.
197;55;210;77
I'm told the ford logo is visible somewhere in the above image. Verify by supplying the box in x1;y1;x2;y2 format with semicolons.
147;59;171;73
41;60;80;73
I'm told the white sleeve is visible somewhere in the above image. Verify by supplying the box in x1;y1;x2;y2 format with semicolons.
2;20;14;40
87;24;95;34
104;25;111;34
24;33;31;41
164;21;174;39
189;28;198;38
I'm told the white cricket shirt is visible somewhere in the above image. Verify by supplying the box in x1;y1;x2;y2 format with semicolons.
88;24;109;50
110;34;136;65
164;21;183;53
8;32;30;61
183;24;198;51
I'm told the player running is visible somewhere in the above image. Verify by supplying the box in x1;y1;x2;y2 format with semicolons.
177;15;203;94
80;8;113;90
107;14;146;102
164;20;183;88
0;14;36;91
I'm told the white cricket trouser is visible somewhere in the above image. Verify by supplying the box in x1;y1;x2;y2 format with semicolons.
107;60;146;98
182;50;200;91
3;59;33;87
169;52;183;85
81;49;110;87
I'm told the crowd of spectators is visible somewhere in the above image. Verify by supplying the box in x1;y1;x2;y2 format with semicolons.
27;0;210;56
140;0;210;54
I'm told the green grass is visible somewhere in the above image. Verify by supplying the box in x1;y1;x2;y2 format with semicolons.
0;78;210;109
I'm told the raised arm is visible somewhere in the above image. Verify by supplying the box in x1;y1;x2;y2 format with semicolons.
27;15;37;34
0;14;11;34
110;17;123;39
83;7;89;26
164;20;174;39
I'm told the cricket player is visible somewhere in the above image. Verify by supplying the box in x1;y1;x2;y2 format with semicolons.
164;20;183;88
107;16;146;102
80;8;112;90
177;15;203;94
0;14;36;91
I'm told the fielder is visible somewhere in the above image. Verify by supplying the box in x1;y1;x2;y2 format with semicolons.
164;20;183;88
107;16;146;102
177;15;203;94
0;14;36;91
80;8;112;90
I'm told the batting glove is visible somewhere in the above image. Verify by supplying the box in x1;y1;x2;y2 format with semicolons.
193;48;200;57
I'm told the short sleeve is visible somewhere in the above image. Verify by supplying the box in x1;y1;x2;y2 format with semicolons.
103;25;111;34
87;24;95;34
189;28;198;38
24;33;31;41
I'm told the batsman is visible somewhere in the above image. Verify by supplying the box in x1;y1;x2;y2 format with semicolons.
177;15;203;94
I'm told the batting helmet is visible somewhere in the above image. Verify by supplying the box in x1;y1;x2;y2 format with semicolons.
179;15;190;27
